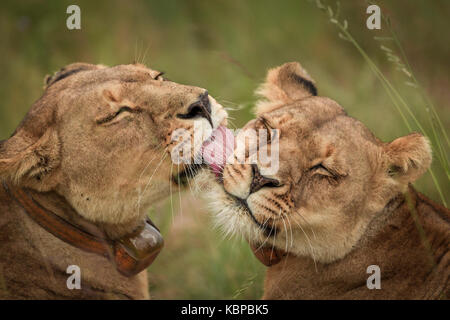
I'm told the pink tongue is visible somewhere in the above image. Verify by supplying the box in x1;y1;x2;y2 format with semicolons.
202;126;234;176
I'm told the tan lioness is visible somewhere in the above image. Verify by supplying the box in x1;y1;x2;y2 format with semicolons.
0;62;227;299
205;62;449;299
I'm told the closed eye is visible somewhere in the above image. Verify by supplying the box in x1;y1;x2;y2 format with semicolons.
310;163;334;177
96;106;140;125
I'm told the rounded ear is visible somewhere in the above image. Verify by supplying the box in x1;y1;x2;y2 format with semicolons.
384;133;432;184
44;62;104;89
255;62;317;115
0;129;60;188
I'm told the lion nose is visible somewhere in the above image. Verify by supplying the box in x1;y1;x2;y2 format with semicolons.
249;164;281;194
177;91;213;127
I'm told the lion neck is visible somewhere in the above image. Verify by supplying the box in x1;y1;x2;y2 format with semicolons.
0;184;150;299
22;187;144;240
268;192;406;264
264;186;444;299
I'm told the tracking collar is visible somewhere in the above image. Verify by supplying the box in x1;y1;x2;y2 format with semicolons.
3;182;163;277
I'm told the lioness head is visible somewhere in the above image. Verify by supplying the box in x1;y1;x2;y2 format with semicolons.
0;62;227;236
207;62;431;263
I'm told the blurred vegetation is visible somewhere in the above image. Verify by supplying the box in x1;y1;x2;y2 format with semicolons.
0;0;448;299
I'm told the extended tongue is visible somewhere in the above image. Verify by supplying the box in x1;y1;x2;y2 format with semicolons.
202;126;235;176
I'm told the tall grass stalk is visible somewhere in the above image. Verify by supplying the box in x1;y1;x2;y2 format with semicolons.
314;0;448;207
378;15;450;179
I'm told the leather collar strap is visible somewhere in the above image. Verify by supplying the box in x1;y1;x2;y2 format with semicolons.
249;242;287;267
3;182;163;277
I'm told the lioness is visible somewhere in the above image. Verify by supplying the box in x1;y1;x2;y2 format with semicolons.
0;62;227;299
205;62;449;299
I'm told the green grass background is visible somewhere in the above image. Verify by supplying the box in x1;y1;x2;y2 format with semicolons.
0;0;448;299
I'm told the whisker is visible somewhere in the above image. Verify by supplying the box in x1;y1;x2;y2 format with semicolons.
136;40;143;64
225;119;239;130
141;43;151;65
141;151;168;195
177;163;183;217
269;229;277;263
292;219;318;272
280;214;289;253
253;216;272;252
279;212;292;271
184;164;197;197
138;151;168;218
137;142;164;182
285;214;294;250
169;162;175;225
294;211;317;240
134;39;138;64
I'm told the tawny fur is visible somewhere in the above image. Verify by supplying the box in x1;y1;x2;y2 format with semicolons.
206;62;449;299
0;187;149;299
0;62;227;299
263;187;449;299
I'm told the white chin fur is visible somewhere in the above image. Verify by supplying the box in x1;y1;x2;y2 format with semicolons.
194;170;267;243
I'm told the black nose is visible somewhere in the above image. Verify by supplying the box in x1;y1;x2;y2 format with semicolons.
177;91;213;127
249;164;281;194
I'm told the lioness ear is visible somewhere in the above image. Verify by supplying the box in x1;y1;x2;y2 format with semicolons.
255;62;317;115
384;133;432;184
44;62;104;89
0;129;60;188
